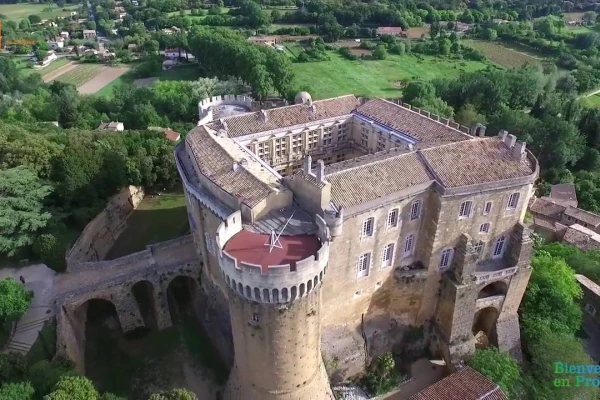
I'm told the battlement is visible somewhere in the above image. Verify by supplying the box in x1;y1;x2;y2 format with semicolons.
217;229;329;304
380;98;472;134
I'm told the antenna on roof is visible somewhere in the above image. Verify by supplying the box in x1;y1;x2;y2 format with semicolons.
264;210;296;253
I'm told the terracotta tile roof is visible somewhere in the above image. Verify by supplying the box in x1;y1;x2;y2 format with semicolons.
355;99;470;145
376;26;404;35
208;95;359;138
551;183;578;204
563;224;600;251
419;137;536;188
164;129;180;142
532;216;557;232
327;151;433;208
576;274;600;297
289;169;327;189
408;367;507;400
185;126;280;207
529;197;566;219
564;207;600;227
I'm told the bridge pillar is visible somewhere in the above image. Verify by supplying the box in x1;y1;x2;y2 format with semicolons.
155;285;173;330
114;297;145;332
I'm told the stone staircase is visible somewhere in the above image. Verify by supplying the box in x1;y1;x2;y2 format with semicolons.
6;309;54;355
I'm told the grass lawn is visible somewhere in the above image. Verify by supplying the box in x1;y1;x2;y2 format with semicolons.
463;39;543;68
156;64;202;81
0;3;78;21
292;51;490;99
37;57;70;76
93;73;129;98
581;93;600;108
105;191;189;259
54;63;105;87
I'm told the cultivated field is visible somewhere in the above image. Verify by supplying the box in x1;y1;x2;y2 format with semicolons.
78;66;130;94
292;52;488;99
53;64;105;87
405;26;430;39
463;40;542;68
0;3;78;21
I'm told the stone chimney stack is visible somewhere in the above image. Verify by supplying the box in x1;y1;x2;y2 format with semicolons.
260;110;268;122
309;104;316;114
498;130;508;141
513;141;527;160
316;160;325;183
504;134;517;149
474;124;486;137
303;155;312;174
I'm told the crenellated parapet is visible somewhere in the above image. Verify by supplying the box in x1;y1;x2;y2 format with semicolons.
198;95;255;125
217;237;329;304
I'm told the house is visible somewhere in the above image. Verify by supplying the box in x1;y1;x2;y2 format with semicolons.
163;48;190;58
376;26;404;36
78;19;89;24
550;183;578;207
97;121;124;132
70;11;78;16
47;37;65;50
83;30;97;40
60;31;70;39
118;12;127;19
248;36;280;46
40;50;58;66
148;127;181;141
161;26;181;35
127;43;138;52
408;366;507;400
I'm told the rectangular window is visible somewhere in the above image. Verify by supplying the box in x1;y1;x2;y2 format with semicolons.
459;201;473;218
440;248;454;269
484;201;493;215
410;200;421;221
205;233;215;256
479;223;490;233
585;303;597;316
381;243;394;268
404;234;414;254
493;236;506;258
387;209;399;228
357;252;371;278
507;193;520;209
362;217;375;237
474;241;485;258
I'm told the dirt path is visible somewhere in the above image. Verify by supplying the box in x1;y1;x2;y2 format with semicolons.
42;61;77;82
78;66;130;94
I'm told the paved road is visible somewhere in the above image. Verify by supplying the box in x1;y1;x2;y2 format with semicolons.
0;264;56;354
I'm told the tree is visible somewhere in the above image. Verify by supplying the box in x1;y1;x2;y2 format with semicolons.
482;28;497;41
372;44;387;60
0;166;52;257
0;279;33;324
19;19;30;30
454;104;486;126
466;348;521;397
149;388;198;400
0;352;28;384
28;359;75;399
0;382;34;400
44;376;99;400
28;15;41;24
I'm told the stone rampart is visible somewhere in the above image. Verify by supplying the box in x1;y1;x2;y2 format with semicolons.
219;241;329;304
65;186;144;270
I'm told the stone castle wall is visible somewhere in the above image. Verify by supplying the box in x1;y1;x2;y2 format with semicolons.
65;186;144;270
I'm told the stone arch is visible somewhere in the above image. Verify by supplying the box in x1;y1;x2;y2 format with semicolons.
478;281;508;299
319;271;323;281
245;285;251;298
291;286;297;300
307;279;312;292
263;288;270;303
314;276;318;287
281;287;289;302
300;283;306;297
472;307;499;349
131;280;158;330
166;275;200;323
254;287;261;301
273;288;279;303
237;282;243;295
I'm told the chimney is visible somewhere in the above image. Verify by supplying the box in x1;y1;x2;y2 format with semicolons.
407;143;414;151
316;160;325;183
232;162;239;172
498;130;508;141
303;155;312;174
260;110;268;122
309;104;316;114
504;134;517;148
513;141;527;160
474;124;486;137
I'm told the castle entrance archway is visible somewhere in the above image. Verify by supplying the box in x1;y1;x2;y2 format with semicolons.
472;307;499;349
477;281;508;299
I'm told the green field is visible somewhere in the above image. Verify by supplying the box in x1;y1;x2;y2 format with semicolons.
105;192;189;259
0;3;78;21
291;51;490;99
37;57;70;75
581;93;600;108
463;39;542;68
54;64;105;87
94;73;128;98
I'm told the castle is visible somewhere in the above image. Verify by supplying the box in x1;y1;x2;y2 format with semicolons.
175;92;538;399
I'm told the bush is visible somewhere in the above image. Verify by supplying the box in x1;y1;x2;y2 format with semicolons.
466;348;521;397
0;382;34;400
372;45;387;60
390;42;405;55
338;47;358;60
359;353;403;396
0;352;28;385
33;234;68;273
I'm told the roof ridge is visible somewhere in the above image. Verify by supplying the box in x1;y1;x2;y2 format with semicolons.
326;148;416;176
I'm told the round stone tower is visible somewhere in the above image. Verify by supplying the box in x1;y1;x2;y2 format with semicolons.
217;224;333;400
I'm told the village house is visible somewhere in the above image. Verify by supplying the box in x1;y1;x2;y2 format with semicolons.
47;37;65;50
148;127;181;142
60;31;70;39
97;121;124;132
40;50;58;66
248;36;280;46
83;29;97;40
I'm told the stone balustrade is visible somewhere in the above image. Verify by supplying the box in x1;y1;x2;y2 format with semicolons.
473;266;518;285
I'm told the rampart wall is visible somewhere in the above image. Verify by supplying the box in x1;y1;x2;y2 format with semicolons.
65;186;144;270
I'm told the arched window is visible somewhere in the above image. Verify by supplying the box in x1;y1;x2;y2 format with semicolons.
307;280;313;292
281;287;289;301
263;289;270;303
272;288;279;303
299;283;305;297
254;287;261;301
291;286;298;300
245;285;252;298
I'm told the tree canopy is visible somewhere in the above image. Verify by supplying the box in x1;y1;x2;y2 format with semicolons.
0;279;33;324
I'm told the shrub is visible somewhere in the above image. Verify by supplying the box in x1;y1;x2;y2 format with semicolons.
338;47;358;60
33;234;68;272
360;353;402;396
0;352;28;384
